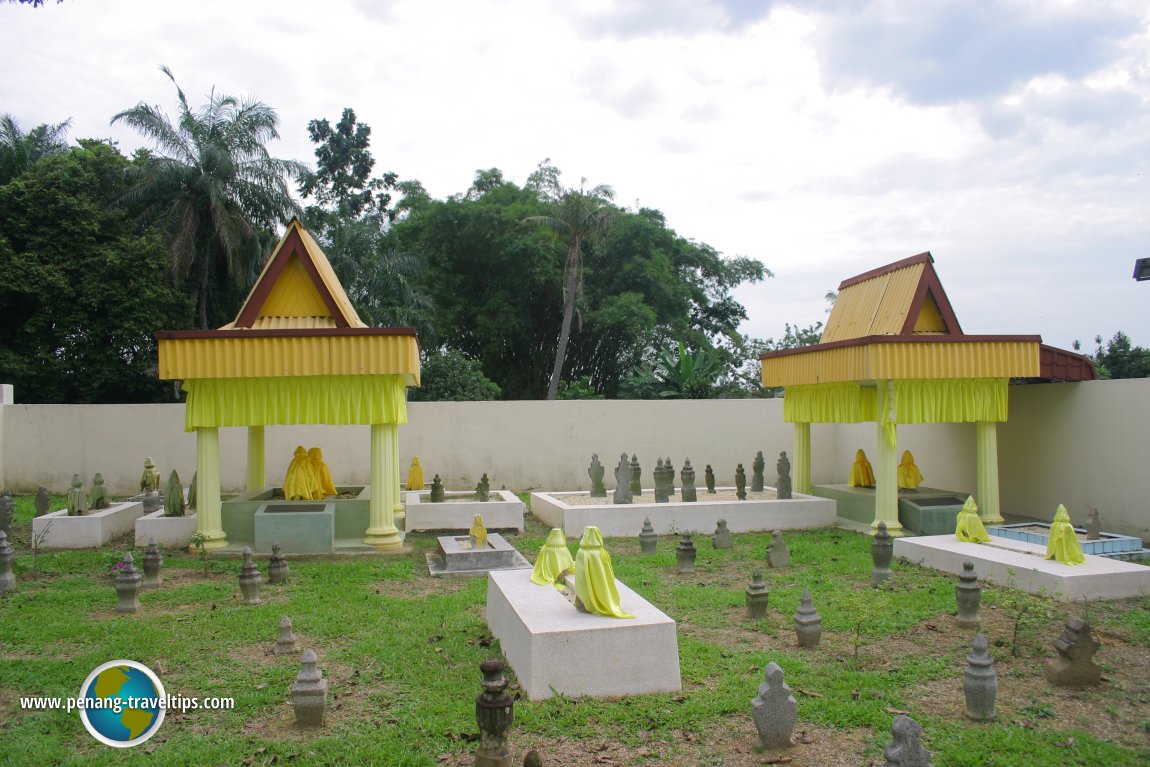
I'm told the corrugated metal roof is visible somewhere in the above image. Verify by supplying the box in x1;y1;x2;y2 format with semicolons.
823;260;925;342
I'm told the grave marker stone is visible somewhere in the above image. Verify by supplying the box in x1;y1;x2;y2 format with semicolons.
752;451;765;492
872;521;893;586
614;454;633;505
1085;508;1101;540
277;616;299;655
588;454;607;497
751;661;796;749
0;530;14;595
735;464;747;500
638;518;658;554
291;649;328;727
680;459;697;502
430;475;445;503
955;561;982;629
881;715;934;767
269;542;289;584
664;457;676;498
745;571;769;619
713;519;733;549
239;546;263;605
115;552;142;613
1046;617;1102;686
793;588;822;648
768;530;791;568
675;534;697;574
653;458;669;503
630;455;642;496
475;474;491;502
34;486;50;517
776;451;792;500
963;633;996;721
88;475;109;511
0;489;12;537
475;658;515;767
704;464;716;494
67;474;87;517
142;538;163;589
164;470;185;517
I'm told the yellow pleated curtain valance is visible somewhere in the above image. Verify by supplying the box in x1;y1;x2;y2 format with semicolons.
783;378;1007;424
183;375;408;430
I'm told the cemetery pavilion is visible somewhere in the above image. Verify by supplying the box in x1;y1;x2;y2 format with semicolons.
759;252;1095;535
155;218;420;551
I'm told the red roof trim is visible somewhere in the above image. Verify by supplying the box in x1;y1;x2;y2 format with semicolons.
838;252;933;290
759;333;1043;361
899;259;963;336
1038;345;1098;381
156;327;417;340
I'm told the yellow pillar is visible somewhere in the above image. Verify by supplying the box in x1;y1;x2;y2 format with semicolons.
873;381;903;535
364;423;403;551
793;421;812;495
246;425;265;493
976;421;1004;524
195;426;228;550
390;425;405;521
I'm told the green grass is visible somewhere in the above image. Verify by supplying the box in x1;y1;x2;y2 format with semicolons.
1;501;1147;766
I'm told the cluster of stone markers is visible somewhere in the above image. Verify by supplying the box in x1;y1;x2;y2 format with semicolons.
30;459;193;518
422;472;497;502
588;449;794;504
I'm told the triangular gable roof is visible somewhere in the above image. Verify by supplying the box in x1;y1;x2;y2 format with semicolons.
821;252;962;343
226;218;365;330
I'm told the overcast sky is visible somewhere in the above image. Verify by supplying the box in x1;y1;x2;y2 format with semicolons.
3;0;1148;352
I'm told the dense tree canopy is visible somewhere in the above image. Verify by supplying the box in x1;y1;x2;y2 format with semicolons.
0;114;71;185
1090;331;1150;379
0;141;192;402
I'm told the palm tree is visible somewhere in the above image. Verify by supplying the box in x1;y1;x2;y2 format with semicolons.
526;178;616;399
112;66;307;327
0;113;71;185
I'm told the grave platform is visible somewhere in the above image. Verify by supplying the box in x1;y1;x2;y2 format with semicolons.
33;501;145;549
254;502;335;554
135;510;198;548
530;489;834;538
405;490;525;533
893;534;1150;601
486;568;682;700
814;484;972;535
426;533;531;577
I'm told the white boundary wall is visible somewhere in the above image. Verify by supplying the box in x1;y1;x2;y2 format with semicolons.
1;379;1146;540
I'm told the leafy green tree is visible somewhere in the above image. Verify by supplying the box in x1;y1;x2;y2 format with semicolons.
112;66;306;328
1090;331;1150;379
524;164;617;399
0;114;71;185
621;341;733;399
0;140;193;402
407;349;501;401
300;108;396;223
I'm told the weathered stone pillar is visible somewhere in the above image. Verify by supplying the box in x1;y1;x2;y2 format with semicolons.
792;421;811;495
246;425;266;493
364;423;402;551
195;427;227;550
975;421;1004;524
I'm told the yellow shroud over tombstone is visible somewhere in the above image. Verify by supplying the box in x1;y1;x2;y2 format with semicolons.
849;449;876;487
955;496;991;543
574;526;634;619
406;457;425;491
897;450;925;489
1045;504;1086;565
309;447;337;497
284;445;321;500
531;528;575;589
469;514;488;548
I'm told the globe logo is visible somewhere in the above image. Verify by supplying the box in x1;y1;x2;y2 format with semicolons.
78;660;166;747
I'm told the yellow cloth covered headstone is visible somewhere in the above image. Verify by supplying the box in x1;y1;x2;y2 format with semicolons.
531;528;575;589
283;445;321;500
955;496;991;543
897;450;924;489
1045;504;1086;565
406;457;425;491
470;514;488;548
849;449;876;488
309;447;337;497
574;526;634;619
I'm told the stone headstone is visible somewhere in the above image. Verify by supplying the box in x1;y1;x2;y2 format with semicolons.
752;451;765;493
140;457;161;513
1085;508;1101;540
955;561;982;629
768;530;790;569
704;464;716;494
142;538;163;589
793;588;822;648
163;469;185;517
751;661;796;749
963;633;997;721
67;473;88;517
664;457;675;497
680;459;697;502
269;542;289;584
871;521;893;586
0;530;15;595
87;475;109;511
291;649;328;727
475;658;515;767
277;615;299;655
115;552;142;613
475;473;491;502
713;519;733;549
776;452;792;500
881;715;933;767
588;454;607;497
653;458;669;503
613;454;633;505
0;489;12;537
638;518;658;554
745;571;769;619
430;474;445;503
34;486;50;517
1046;617;1102;686
522;751;543;767
735;464;747;500
630;455;642;496
239;546;263;606
675;534;697;574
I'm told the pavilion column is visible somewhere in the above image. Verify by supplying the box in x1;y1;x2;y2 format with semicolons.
873;381;903;535
976;421;1004;524
364;422;403;551
792;421;812;495
246;425;265;493
195;426;228;550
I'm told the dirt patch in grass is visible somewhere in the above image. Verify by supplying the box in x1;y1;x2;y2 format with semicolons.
370;572;475;600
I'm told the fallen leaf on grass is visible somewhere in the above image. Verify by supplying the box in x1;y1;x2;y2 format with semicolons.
851;689;860;700
796;689;823;698
1054;737;1076;748
884;707;909;715
795;731;815;744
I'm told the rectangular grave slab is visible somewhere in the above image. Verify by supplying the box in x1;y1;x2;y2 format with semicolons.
405;490;525;532
32;501;145;549
426;533;531;576
254;502;335;554
530;490;834;538
894;534;1150;601
486;568;682;700
135;510;198;548
988;523;1148;560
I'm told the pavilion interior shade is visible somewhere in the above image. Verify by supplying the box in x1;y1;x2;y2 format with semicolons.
183;375;408;430
782;378;1008;424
